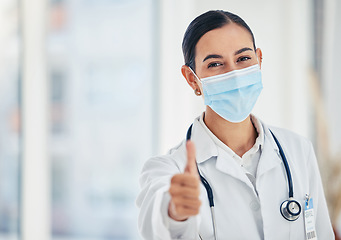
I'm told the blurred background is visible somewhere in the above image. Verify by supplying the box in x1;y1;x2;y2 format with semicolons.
0;0;340;239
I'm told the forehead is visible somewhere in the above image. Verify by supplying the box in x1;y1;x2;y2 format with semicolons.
195;23;254;59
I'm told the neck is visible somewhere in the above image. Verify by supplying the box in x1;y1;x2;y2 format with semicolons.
204;107;258;157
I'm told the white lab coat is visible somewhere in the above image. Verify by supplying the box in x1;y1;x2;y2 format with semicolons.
136;116;334;240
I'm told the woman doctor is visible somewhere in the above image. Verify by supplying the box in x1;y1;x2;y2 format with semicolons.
136;10;334;240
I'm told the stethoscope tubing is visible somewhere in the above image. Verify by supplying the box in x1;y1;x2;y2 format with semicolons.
186;124;217;239
269;130;293;198
186;123;300;239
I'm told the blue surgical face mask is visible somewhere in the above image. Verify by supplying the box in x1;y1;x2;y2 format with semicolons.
190;64;263;123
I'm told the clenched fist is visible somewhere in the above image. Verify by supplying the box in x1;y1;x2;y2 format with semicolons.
168;140;202;221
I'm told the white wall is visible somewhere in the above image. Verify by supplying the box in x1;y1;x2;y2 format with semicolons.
22;0;50;239
323;0;341;157
321;0;341;232
158;0;204;154
158;0;313;154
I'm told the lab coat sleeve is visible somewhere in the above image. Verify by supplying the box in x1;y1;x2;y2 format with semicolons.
307;142;335;239
136;155;199;240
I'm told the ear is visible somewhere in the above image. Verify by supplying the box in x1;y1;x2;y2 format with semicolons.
181;65;201;92
256;48;263;69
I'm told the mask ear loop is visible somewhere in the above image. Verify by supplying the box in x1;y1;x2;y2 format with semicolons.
256;52;262;66
188;67;201;82
189;67;203;96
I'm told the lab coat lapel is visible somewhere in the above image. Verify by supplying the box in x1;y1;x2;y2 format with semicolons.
213;121;283;189
191;115;283;190
191;118;218;163
257;124;282;177
191;117;254;189
215;148;254;190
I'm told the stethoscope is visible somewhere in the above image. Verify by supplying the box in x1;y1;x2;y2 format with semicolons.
186;124;302;240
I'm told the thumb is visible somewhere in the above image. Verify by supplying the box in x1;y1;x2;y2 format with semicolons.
184;140;198;176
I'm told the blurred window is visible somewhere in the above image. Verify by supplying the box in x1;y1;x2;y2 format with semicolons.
48;0;154;239
0;0;21;239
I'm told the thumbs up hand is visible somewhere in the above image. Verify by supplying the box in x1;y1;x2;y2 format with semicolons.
168;140;202;221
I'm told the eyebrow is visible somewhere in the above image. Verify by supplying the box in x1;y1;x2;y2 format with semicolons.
234;47;253;55
203;54;223;62
202;47;254;63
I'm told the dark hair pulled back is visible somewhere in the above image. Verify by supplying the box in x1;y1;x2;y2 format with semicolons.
182;10;256;71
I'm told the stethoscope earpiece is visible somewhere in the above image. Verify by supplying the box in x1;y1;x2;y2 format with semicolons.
280;198;301;221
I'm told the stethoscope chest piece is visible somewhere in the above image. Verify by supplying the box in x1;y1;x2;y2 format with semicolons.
280;198;301;221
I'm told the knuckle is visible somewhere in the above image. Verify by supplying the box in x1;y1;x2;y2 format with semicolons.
171;174;180;183
189;174;199;182
169;186;175;196
187;208;197;216
195;199;202;208
194;188;200;197
192;176;199;187
173;197;182;206
175;205;184;213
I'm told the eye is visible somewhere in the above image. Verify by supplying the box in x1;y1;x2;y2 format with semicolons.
236;56;251;62
207;62;223;68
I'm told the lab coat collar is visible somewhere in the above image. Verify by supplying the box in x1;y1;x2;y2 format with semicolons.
262;121;280;153
190;116;219;164
191;115;253;188
211;119;284;187
190;115;283;179
250;114;265;152
256;121;282;177
215;147;253;188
